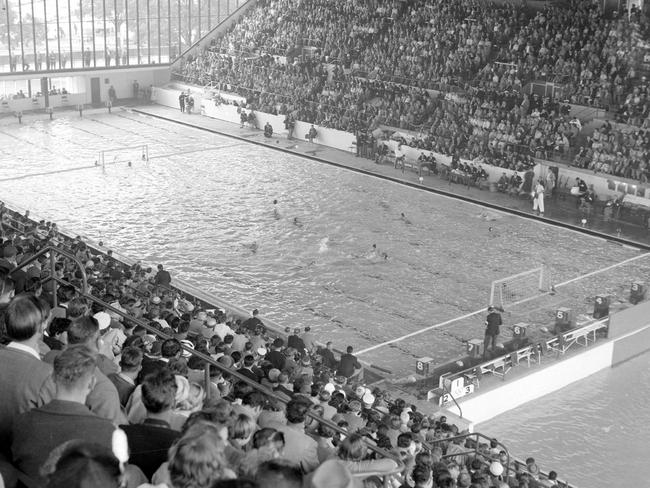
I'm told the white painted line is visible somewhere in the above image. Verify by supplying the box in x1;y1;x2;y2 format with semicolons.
356;252;650;355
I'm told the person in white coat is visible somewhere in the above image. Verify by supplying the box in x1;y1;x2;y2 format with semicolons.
533;179;545;216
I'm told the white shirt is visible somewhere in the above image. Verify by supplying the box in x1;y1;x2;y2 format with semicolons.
7;341;40;360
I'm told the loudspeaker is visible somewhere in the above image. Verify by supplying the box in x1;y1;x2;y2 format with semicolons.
630;282;646;305
467;339;483;359
593;295;609;319
555;307;572;332
415;357;434;376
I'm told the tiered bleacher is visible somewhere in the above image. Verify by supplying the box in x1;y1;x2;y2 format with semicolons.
175;0;649;184
0;204;568;487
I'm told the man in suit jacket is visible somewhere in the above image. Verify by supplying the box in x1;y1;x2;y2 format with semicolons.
236;354;263;383
108;346;143;407
12;346;115;481
337;346;362;379
0;294;55;462
120;368;181;479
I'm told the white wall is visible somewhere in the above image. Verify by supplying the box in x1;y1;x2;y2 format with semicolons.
153;86;357;152
84;66;171;103
449;341;615;425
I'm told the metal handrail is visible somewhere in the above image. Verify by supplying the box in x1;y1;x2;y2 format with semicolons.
440;382;463;419
10;245;88;308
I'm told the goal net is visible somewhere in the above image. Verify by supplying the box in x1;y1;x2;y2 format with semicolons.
489;266;550;310
98;145;149;166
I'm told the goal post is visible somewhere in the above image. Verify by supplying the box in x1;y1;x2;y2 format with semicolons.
489;266;550;310
98;144;148;166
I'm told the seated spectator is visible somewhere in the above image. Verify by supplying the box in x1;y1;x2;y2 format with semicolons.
255;460;302;488
12;346;115;482
121;368;181;479
336;433;399;476
239;428;286;478
108;345;143;407
0;293;54;466
43;442;123;488
264;397;320;472
48;315;126;424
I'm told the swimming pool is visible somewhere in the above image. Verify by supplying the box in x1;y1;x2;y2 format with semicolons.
0;109;646;376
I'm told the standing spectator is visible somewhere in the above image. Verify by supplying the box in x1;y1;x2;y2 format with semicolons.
0;294;54;464
83;47;92;67
179;91;186;112
154;264;172;291
121;368;181;479
241;309;264;333
318;341;337;370
287;328;305;352
11;346;115;482
300;326;316;353
484;306;502;356
337;346;362;380
532;179;545;216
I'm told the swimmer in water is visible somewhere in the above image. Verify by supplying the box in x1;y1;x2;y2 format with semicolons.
293;217;303;227
273;199;281;219
400;212;412;225
368;244;389;260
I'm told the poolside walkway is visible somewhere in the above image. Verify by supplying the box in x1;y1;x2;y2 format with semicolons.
132;103;650;247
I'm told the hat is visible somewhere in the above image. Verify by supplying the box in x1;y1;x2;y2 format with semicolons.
323;383;336;394
311;459;359;488
355;386;366;398
362;392;375;407
151;296;161;304
143;334;156;346
174;375;190;404
197;311;207;321
400;411;410;425
184;302;195;312
179;339;194;358
93;312;111;331
490;462;504;476
471;459;482;471
205;317;217;328
268;368;281;382
257;347;268;357
86;260;95;269
272;338;284;348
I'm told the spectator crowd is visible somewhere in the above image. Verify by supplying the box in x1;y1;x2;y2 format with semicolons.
175;0;649;183
0;205;567;488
